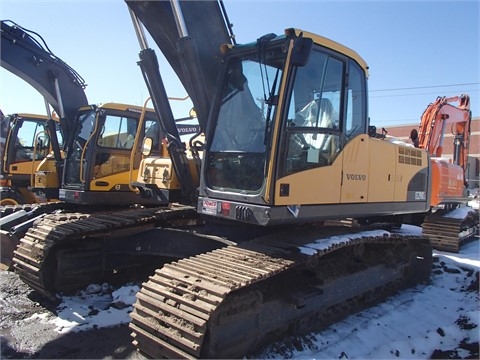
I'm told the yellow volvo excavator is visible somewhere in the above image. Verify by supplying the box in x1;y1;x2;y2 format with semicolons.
0;20;198;269
1;112;61;206
0;111;63;268
0;102;169;269
8;1;477;358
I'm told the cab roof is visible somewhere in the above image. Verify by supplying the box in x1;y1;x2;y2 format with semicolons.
289;28;369;77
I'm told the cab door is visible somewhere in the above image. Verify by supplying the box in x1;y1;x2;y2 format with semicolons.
340;134;369;203
339;59;369;203
89;112;139;190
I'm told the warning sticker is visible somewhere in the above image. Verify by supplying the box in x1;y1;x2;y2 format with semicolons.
202;199;218;215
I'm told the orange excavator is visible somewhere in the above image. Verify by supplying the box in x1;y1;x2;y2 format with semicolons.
415;94;478;252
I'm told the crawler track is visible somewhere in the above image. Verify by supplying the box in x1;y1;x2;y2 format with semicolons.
130;228;432;359
0;201;65;219
1;201;69;270
12;204;199;299
423;209;479;252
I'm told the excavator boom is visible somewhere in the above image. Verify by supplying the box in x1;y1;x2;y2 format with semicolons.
1;20;88;136
1;20;90;269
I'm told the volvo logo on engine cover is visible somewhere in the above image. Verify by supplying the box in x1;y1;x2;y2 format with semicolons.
346;173;367;181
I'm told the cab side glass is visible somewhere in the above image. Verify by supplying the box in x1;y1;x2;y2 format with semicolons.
345;60;367;139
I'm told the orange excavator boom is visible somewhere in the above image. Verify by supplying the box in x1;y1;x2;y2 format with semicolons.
418;94;471;172
417;94;472;207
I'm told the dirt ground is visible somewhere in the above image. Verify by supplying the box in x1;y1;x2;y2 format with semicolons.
0;270;146;360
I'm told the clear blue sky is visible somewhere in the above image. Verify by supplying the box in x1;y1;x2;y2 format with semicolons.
1;0;479;128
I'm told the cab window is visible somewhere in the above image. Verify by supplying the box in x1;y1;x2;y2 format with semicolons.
13;120;48;162
97;115;137;149
345;60;367;139
283;50;344;175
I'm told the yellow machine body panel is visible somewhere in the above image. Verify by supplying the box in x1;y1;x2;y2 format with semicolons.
93;154;132;179
137;156;199;191
340;135;369;203
274;135;429;208
33;153;61;201
394;143;428;201
274;155;343;205
7;160;40;177
89;169;140;191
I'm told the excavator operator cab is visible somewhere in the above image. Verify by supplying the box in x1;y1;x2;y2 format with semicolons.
199;29;369;224
60;103;162;205
2;114;58;171
0;113;62;203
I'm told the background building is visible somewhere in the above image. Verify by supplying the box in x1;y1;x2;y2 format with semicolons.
384;117;479;189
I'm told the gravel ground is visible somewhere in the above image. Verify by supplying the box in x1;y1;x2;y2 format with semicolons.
0;270;146;359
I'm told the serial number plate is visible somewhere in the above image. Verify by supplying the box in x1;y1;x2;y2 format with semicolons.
415;191;426;200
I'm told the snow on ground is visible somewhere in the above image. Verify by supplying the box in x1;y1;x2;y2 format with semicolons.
468;189;479;210
468;198;479;211
25;225;479;359
258;238;479;359
26;283;140;334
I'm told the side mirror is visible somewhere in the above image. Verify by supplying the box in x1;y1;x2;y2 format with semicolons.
229;61;247;91
142;137;153;156
290;37;313;67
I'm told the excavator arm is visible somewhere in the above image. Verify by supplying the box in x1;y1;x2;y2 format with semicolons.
1;20;88;138
125;0;234;132
418;94;471;179
125;0;234;202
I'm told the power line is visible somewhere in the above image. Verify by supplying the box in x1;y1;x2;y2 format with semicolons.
370;88;479;99
374;119;421;124
370;82;479;92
